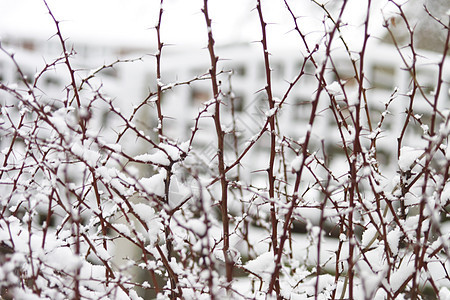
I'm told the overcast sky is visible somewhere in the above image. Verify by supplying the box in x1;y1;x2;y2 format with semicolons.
0;0;400;53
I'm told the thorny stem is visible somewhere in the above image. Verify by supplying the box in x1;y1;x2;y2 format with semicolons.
202;0;233;286
268;1;347;294
316;0;373;133
255;0;280;295
429;18;450;136
155;0;165;140
154;2;177;296
42;1;83;117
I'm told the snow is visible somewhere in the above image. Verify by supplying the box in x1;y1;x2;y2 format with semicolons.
132;203;157;223
398;146;423;172
139;172;166;198
387;228;402;256
389;262;415;292
441;184;450;204
265;107;277;117
95;166;113;182
48;115;68;134
71;142;101;167
244;251;275;276
185;219;207;236
129;290;143;300
440;287;450;300
131;203;161;245
113;223;131;237
290;155;303;173
134;151;170;166
46;246;83;272
362;225;378;248
134;142;187;167
104;143;122;153
439;120;450;136
110;178;127;195
445;143;450;160
361;269;386;299
96;246;111;261
326;81;342;96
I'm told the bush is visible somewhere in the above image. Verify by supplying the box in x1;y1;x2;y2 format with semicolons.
0;0;449;299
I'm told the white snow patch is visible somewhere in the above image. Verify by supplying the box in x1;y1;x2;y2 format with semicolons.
132;203;161;245
361;225;377;248
96;247;111;261
134;142;187;166
105;143;122;153
290;155;303;173
441;184;450;203
439;287;450;300
43;106;52;113
265;107;277;117
95;166;113;181
129;290;143;300
244;251;275;275
132;203;157;222
390;262;415;292
71;142;101;167
186;219;207;236
387;228;402;256
46;247;82;272
134;151;170;166
113;223;131;236
398;146;423;172
445;144;450;160
49;115;68;134
326;81;342;96
139;172;166;197
110;178;126;195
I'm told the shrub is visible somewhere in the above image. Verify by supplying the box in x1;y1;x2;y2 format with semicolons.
0;0;449;299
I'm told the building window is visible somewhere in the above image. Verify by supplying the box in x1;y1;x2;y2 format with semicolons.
257;61;285;79
230;94;244;113
372;64;396;90
292;97;312;122
99;67;118;78
415;69;435;95
370;107;391;131
100;108;111;127
15;71;33;85
232;65;246;77
0;63;4;82
294;59;317;84
22;40;35;51
258;62;266;79
44;76;60;88
272;61;285;80
37;212;56;227
330;60;357;88
191;88;211;105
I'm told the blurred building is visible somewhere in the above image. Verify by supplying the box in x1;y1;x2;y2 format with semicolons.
1;8;450;171
1;2;450;297
0;0;449;239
